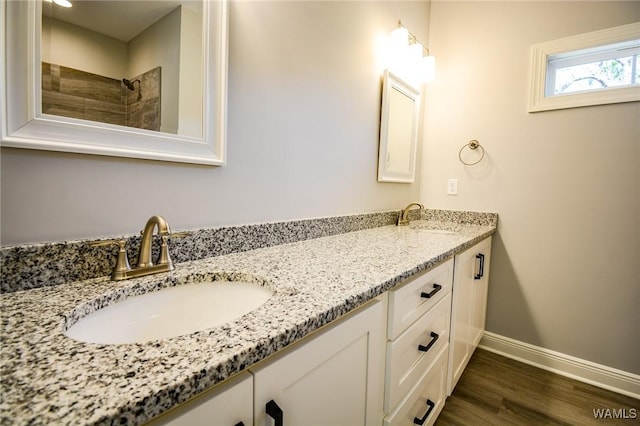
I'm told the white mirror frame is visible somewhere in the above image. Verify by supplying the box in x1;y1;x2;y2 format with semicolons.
378;70;420;183
1;0;228;166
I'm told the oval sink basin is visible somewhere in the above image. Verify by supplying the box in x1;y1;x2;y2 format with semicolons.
65;282;273;344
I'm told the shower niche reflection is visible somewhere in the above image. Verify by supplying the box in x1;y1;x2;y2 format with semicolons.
42;63;161;131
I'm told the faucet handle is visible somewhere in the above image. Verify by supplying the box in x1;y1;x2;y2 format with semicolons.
169;231;193;238
90;239;131;281
154;231;191;269
90;238;125;247
156;231;192;268
157;235;173;267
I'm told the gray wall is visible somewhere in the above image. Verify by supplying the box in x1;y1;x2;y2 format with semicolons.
0;1;430;244
422;1;640;374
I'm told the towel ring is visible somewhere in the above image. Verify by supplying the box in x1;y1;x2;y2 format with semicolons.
458;140;485;166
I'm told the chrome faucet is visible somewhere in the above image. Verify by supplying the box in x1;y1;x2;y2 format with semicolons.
398;202;424;226
91;215;190;281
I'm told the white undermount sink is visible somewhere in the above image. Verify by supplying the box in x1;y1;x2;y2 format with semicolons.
65;282;273;345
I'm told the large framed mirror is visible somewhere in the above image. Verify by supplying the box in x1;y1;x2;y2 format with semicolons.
1;0;227;165
377;70;420;183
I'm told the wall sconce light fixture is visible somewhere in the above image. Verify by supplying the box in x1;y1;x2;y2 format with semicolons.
389;21;435;84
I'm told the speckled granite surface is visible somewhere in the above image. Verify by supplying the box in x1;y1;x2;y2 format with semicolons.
1;210;409;293
1;211;497;425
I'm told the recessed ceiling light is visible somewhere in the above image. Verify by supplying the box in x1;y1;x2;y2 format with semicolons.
52;0;73;7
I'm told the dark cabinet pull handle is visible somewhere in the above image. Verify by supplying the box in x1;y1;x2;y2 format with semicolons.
266;399;283;426
418;331;439;353
233;423;245;426
413;399;436;425
474;253;485;279
420;284;442;299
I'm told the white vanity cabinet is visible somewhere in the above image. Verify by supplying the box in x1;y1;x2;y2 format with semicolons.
383;260;453;426
447;237;492;395
251;298;385;426
147;372;253;426
146;235;494;426
147;298;384;426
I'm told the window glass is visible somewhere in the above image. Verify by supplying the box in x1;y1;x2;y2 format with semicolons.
547;40;639;96
529;22;640;112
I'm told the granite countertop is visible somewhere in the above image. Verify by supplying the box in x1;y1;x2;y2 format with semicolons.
1;219;496;425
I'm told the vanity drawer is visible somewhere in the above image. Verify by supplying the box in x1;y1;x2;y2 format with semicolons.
385;293;451;411
387;259;453;340
384;345;448;426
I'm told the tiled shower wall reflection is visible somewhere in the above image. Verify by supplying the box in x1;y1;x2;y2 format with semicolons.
42;62;124;126
124;67;161;131
41;63;161;131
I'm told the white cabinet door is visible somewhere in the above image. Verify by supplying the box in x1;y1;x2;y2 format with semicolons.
251;299;384;426
469;238;491;349
447;237;492;395
146;372;253;426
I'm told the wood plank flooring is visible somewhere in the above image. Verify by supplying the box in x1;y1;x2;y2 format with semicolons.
435;349;640;426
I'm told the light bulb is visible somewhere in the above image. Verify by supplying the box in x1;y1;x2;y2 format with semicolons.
390;27;409;49
53;0;73;7
419;55;436;82
408;43;424;63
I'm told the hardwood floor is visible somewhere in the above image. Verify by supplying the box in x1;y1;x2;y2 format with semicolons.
435;349;640;426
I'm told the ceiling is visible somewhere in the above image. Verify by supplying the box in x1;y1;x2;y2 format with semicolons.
42;0;190;42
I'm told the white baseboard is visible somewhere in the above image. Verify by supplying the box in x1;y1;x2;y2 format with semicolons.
479;331;640;400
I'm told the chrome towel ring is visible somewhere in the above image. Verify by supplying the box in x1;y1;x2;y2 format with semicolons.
458;140;485;166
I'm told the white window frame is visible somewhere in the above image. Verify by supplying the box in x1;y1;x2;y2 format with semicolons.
529;22;640;112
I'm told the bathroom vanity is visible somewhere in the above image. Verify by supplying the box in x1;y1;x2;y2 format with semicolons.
0;210;496;425
148;237;492;426
149;296;384;426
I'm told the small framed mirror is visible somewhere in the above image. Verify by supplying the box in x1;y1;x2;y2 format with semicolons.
377;70;421;183
1;0;227;166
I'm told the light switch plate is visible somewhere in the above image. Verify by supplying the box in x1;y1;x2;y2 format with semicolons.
447;179;458;195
